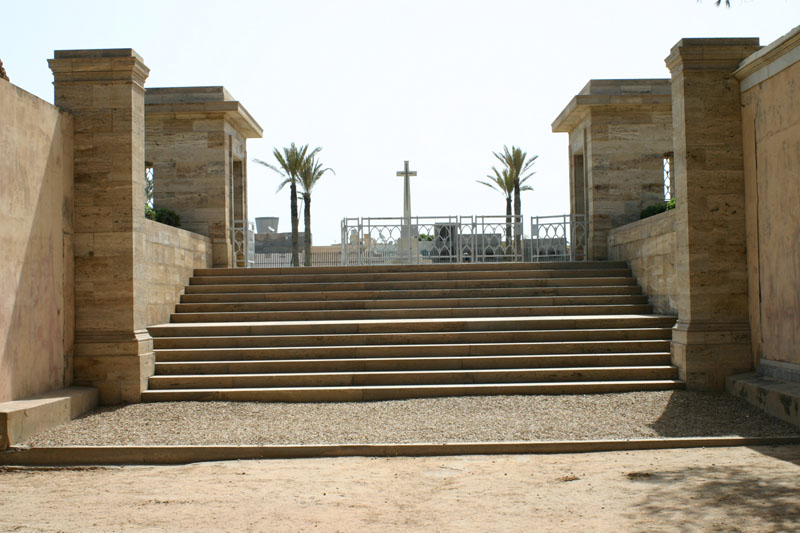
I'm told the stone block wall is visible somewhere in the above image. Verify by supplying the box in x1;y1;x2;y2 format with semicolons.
144;219;212;326
0;79;74;402
737;27;800;369
552;80;673;260
608;210;677;315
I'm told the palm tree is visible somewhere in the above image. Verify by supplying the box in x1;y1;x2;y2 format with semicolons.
297;152;335;266
253;143;320;266
477;166;533;250
493;145;538;254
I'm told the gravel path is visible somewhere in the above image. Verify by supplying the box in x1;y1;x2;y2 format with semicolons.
23;390;799;447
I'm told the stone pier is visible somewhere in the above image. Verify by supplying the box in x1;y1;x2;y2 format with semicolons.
552;79;673;259
665;38;762;390
48;49;153;403
144;87;262;267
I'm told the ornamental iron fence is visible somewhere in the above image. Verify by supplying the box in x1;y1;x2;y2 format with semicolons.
232;214;587;267
529;214;587;262
231;220;255;267
340;215;522;265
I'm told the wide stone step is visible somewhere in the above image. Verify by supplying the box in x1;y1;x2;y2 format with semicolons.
154;340;672;362
193;261;630;277
182;277;637;294
140;379;685;402
154;352;672;374
148;366;679;389
149;315;676;338
169;304;654;323
151;328;673;349
187;268;633;285
174;294;648;314
179;285;644;303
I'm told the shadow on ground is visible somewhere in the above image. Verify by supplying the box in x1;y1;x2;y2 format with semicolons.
649;390;798;438
627;451;800;531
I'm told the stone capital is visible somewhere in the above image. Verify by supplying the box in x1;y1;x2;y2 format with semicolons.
665;38;761;74
48;49;150;89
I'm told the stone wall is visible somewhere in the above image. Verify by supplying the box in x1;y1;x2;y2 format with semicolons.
608;210;677;315
737;27;800;368
144;220;212;326
0;79;74;402
552;80;673;260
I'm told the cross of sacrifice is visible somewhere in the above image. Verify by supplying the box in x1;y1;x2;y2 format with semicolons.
396;160;417;224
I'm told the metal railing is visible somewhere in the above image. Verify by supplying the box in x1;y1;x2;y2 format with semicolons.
529;214;587;262
234;214;588;267
253;251;345;268
340;215;522;265
231;220;255;267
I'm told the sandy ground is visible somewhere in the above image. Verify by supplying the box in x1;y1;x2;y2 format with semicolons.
2;445;800;532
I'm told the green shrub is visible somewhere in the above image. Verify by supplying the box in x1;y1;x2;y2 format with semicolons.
145;206;181;227
640;199;676;220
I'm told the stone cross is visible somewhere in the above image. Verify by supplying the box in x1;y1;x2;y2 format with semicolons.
396;160;416;223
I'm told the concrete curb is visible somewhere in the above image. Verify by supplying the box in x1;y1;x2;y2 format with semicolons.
2;436;800;466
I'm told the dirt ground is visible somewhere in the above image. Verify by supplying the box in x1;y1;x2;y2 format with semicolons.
2;445;800;532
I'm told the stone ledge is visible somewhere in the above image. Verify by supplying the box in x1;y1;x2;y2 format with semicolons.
0;387;98;450
727;373;800;428
3;437;800;466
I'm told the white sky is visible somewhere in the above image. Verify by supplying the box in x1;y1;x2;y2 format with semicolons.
3;0;798;244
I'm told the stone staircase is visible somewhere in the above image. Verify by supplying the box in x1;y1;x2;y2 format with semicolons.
142;261;682;402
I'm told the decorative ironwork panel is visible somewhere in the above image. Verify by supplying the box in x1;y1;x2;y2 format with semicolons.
663;153;675;201
340;215;522;266
231;220;254;268
529;214;587;262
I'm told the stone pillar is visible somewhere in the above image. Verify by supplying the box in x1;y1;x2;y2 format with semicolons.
552;80;673;260
49;49;153;404
665;38;761;390
144;87;262;267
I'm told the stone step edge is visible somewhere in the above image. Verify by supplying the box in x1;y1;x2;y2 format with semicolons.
149;314;677;331
154;352;672;366
4;436;799;466
184;278;638;293
187;270;634;284
193;261;630;276
149;365;678;379
139;380;685;401
169;304;653;319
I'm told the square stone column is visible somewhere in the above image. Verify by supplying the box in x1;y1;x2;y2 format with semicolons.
144;87;262;267
552;80;674;260
665;38;761;390
49;49;153;404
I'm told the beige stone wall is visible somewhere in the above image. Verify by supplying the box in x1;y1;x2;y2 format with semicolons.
608;210;677;315
738;29;800;367
145;87;262;268
145;114;228;243
553;80;673;260
144;220;212;326
0;79;74;402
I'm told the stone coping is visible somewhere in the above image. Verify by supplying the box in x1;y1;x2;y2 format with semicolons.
552;81;672;132
145;100;263;138
0;387;98;450
3;437;799;466
735;24;800;91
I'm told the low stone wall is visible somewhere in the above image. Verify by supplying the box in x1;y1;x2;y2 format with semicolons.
608;210;677;315
144;220;212;326
0;79;74;402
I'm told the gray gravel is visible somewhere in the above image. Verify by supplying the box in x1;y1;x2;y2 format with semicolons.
24;391;799;447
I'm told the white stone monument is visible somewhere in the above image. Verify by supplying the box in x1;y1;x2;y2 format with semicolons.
396;160;417;258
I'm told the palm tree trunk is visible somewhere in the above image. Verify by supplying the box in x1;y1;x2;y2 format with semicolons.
303;193;312;267
290;180;299;267
505;196;512;251
513;176;522;255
